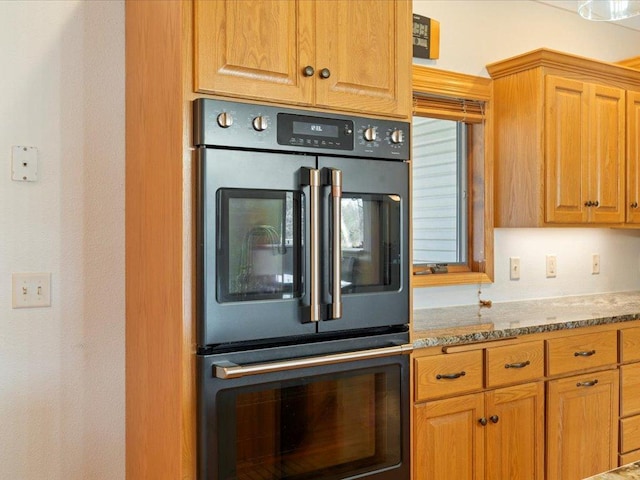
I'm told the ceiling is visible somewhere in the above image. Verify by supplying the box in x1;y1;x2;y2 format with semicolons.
536;0;640;31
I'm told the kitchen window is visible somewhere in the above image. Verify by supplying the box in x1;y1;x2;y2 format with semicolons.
411;65;494;287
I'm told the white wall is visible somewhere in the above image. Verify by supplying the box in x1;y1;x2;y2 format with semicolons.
413;0;640;308
0;2;124;479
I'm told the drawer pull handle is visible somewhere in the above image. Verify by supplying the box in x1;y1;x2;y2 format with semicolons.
505;360;530;369
436;371;466;380
574;349;596;357
576;379;599;387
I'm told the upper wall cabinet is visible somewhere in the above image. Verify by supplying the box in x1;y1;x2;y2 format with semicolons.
487;49;640;227
193;0;411;118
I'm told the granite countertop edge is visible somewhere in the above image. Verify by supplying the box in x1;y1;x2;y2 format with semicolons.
412;291;640;349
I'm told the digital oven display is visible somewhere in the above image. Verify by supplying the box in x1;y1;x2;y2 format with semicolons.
292;121;339;138
277;113;353;151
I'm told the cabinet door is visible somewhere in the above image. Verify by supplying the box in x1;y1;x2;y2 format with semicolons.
627;91;640;223
588;84;625;223
314;0;411;117
413;393;484;480
547;369;619;480
194;0;314;104
485;382;545;480
545;76;589;223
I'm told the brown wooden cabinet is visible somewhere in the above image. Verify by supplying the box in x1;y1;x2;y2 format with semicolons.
412;345;544;480
487;48;640;227
545;76;625;224
619;326;640;464
193;0;411;118
546;369;619;480
627;92;640;224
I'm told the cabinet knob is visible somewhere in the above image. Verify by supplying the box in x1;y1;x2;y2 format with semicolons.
319;68;331;79
593;200;599;207
490;415;500;424
478;417;488;426
302;65;315;77
631;202;638;209
584;200;593;207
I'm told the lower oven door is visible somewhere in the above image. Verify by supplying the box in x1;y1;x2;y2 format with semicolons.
197;342;411;480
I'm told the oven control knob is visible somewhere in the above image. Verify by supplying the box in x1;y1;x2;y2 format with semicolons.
363;127;378;142
390;129;405;144
252;115;268;132
217;112;233;128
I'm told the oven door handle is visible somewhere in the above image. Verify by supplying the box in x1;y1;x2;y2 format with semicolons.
308;168;321;322
214;343;414;379
329;168;342;319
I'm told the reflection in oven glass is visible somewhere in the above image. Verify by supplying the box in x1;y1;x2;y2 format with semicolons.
219;190;301;303
224;370;401;480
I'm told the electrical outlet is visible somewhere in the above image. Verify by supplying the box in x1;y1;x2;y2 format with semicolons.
592;254;600;275
12;273;51;308
510;257;520;280
546;255;557;278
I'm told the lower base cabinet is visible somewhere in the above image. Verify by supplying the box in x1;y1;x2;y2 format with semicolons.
413;382;544;480
546;369;619;480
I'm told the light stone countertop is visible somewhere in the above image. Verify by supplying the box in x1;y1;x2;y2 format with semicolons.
413;291;640;349
583;461;640;479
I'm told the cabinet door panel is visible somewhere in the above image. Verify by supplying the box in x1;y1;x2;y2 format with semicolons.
485;382;545;480
194;0;314;104
413;394;484;480
627;92;640;224
314;0;410;116
547;369;619;480
589;84;625;223
545;76;588;223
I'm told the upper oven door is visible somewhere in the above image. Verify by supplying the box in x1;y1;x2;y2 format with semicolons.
198;148;409;347
198;148;317;346
318;156;409;333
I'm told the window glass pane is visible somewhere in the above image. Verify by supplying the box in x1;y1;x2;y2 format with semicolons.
412;117;467;264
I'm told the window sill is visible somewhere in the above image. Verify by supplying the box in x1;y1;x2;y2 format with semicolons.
412;271;492;288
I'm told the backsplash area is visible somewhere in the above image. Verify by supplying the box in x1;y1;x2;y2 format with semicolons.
413;228;640;309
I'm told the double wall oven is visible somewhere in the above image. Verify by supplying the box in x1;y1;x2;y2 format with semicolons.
194;99;412;480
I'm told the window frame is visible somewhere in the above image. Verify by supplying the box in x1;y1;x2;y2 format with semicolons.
411;65;494;287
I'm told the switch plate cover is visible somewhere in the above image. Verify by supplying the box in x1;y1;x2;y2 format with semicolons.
11;145;38;182
12;272;51;308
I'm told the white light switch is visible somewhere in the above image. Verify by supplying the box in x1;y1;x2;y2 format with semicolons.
546;255;557;278
510;257;520;280
11;145;38;182
12;273;51;308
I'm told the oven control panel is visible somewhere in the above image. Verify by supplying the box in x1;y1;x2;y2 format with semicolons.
193;98;410;161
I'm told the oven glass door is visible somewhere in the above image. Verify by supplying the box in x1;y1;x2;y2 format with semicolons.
199;148;317;346
319;157;409;332
200;352;409;480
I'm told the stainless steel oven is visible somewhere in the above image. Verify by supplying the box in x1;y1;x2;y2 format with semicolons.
198;333;411;480
194;99;412;480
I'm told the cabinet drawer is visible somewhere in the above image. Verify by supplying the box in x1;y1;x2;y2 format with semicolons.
485;340;544;388
620;327;640;363
620;449;640;466
620;416;640;454
414;350;483;402
546;330;617;376
621;363;640;417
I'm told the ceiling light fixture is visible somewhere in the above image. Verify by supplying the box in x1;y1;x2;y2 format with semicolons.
578;0;640;21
